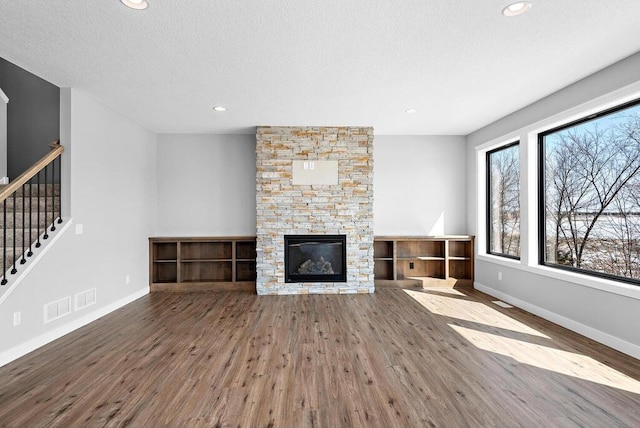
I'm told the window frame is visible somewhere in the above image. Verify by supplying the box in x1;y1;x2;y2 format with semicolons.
537;96;640;286
486;141;521;260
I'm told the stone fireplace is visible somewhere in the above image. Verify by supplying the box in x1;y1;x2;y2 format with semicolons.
256;126;374;295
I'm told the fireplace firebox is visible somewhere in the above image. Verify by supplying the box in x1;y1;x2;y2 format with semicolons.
284;235;347;283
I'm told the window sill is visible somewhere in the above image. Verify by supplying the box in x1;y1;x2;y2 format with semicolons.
477;254;640;301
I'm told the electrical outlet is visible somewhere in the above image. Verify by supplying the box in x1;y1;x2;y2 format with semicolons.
13;312;21;326
498;271;503;281
75;224;84;235
125;274;130;284
409;262;415;269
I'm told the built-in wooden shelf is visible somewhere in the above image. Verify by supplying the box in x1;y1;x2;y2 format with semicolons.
149;237;256;292
151;235;473;291
374;236;475;288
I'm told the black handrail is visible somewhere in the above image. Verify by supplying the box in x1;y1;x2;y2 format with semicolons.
27;180;33;258
10;193;16;274
35;172;41;249
21;183;26;265
43;165;49;241
57;156;62;225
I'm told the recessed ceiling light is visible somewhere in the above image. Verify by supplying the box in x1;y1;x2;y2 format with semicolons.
405;108;417;114
502;2;532;17
213;106;227;112
121;0;148;10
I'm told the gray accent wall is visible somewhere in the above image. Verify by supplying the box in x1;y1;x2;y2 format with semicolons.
0;90;6;180
0;58;60;180
466;51;640;358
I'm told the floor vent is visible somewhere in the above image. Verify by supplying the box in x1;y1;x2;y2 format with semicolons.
493;300;514;309
44;296;72;324
75;288;97;310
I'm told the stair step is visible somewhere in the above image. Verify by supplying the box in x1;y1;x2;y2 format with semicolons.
2;196;61;211
0;228;42;246
0;183;60;197
1;232;56;276
2;253;36;277
0;212;60;228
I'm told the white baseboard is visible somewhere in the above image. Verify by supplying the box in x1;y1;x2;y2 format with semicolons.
0;287;149;368
474;282;640;360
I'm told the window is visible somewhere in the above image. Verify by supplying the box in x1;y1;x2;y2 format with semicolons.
487;142;521;258
539;98;640;284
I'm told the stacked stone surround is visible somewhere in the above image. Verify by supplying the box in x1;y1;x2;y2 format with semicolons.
256;126;374;295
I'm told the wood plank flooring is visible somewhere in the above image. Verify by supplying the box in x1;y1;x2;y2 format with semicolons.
0;287;639;427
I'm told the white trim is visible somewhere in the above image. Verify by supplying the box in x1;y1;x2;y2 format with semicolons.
474;81;640;302
474;80;640;152
0;218;73;305
0;287;149;368
0;177;8;185
476;253;640;302
474;281;640;360
0;88;8;104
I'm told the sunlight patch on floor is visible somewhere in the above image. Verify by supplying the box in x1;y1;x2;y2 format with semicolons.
450;324;640;394
404;289;549;338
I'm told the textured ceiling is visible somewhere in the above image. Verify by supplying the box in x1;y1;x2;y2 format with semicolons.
1;0;639;135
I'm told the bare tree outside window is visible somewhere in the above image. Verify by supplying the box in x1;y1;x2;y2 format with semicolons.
541;100;640;284
487;143;520;258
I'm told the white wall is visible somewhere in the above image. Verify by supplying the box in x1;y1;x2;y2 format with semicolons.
155;134;468;238
374;135;467;235
0;88;157;363
156;134;256;236
466;51;640;358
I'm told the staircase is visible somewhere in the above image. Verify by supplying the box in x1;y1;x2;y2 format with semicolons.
1;184;60;279
0;140;64;287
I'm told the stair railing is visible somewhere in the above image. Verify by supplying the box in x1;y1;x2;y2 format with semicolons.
0;140;64;285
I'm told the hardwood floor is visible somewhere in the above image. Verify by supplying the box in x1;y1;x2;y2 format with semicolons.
1;287;639;427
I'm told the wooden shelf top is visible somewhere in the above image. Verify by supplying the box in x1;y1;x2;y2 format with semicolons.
374;235;474;240
150;236;256;242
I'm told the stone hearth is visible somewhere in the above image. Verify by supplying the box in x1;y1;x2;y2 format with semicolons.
255;126;374;295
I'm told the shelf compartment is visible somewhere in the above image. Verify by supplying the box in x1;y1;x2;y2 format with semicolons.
181;261;232;282
374;240;393;259
449;259;472;280
236;260;257;282
374;260;394;280
396;240;445;259
397;259;445;279
153;262;177;283
153;242;177;261
236;240;257;260
449;240;472;259
181;242;232;261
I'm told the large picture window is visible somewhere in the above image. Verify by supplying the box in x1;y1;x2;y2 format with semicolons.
540;98;640;284
487;142;520;258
